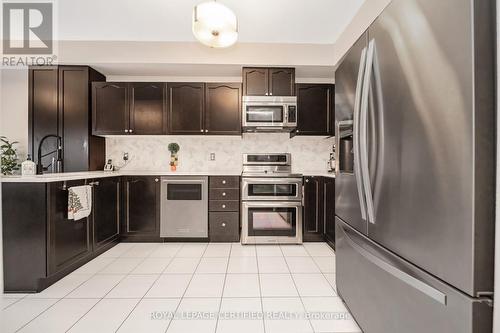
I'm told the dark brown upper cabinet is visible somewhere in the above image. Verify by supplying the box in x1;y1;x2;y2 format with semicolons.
205;83;242;135
167;82;205;134
242;67;295;96
168;82;242;135
29;66;106;173
92;82;129;135
93;82;166;135
130;83;166;135
269;68;295;96
242;68;268;96
296;84;335;136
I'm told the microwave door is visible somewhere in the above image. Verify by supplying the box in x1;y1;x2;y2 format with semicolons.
245;105;284;127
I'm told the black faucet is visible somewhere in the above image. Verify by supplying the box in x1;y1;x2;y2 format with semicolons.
37;134;63;174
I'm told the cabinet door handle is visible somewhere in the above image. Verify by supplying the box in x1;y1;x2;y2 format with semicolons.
265;93;268;96
269;92;273;96
200;129;204;132
129;129;133;133
222;192;226;196
222;204;226;209
305;179;309;183
222;180;226;184
124;129;128;133
221;222;226;227
155;178;159;182
205;129;208;133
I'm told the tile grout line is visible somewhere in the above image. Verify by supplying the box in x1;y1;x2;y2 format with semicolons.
114;243;183;333
280;244;316;333
213;244;232;333
12;244;137;333
304;245;337;294
163;243;208;333
63;243;151;333
255;245;268;333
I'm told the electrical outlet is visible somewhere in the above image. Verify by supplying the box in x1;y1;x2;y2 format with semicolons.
123;152;129;161
210;153;216;161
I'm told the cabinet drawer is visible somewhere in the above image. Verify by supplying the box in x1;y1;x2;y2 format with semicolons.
209;176;240;189
209;212;239;242
209;200;239;212
209;188;239;200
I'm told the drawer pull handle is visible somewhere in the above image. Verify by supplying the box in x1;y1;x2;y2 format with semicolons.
222;192;226;196
221;222;226;227
222;204;226;208
222;180;227;184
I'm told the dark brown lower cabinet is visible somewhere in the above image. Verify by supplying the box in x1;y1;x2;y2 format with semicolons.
121;176;161;242
303;176;325;241
209;176;240;242
2;179;119;293
303;176;336;245
91;177;120;251
323;177;335;247
48;180;92;275
209;212;240;242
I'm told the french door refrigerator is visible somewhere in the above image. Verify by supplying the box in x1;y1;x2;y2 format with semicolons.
334;0;496;332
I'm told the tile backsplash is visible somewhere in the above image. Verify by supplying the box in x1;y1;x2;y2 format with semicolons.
106;133;334;173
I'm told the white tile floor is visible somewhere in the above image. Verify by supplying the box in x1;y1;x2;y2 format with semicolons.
0;242;361;333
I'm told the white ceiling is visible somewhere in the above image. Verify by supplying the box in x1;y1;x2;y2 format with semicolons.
58;0;365;44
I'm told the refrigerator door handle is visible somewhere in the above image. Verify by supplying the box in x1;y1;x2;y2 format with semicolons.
353;46;368;221
360;39;376;224
341;223;447;305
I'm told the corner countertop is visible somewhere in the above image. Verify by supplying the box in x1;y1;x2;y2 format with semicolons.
0;170;243;183
301;171;336;178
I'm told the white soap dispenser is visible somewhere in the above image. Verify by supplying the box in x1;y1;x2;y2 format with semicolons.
21;154;36;176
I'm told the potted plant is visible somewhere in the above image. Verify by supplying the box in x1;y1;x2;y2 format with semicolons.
168;143;180;171
1;136;20;175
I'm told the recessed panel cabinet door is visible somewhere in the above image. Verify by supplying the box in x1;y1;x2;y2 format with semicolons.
296;84;334;135
92;82;129;135
130;83;166;135
122;177;160;239
242;68;268;96
205;83;242;135
29;66;59;170
167;83;205;134
303;176;325;241
91;177;120;249
269;68;295;96
48;180;92;275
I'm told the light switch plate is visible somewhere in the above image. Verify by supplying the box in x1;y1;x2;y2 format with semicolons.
210;153;216;161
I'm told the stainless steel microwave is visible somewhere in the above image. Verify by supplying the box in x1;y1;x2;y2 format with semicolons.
242;96;297;131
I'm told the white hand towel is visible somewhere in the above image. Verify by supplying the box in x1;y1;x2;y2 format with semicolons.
68;185;92;221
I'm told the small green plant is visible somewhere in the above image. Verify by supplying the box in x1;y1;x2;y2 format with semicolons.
168;143;180;154
0;136;20;175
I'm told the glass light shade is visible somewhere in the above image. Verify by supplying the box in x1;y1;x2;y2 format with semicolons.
192;1;238;48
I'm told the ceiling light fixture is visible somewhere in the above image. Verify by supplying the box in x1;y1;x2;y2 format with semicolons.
192;1;238;48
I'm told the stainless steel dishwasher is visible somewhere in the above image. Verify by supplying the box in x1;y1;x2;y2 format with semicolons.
160;176;208;238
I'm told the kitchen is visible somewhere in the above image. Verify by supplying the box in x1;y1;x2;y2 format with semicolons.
0;0;498;333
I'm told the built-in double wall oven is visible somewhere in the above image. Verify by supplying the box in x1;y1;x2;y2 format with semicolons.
241;153;303;244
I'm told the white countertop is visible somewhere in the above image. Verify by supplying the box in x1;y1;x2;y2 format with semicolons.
0;170;243;183
1;170;334;183
301;171;336;178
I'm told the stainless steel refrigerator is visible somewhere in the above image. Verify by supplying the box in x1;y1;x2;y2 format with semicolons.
334;0;496;332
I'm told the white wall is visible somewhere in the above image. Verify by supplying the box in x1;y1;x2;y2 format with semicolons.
333;0;391;65
0;69;29;158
